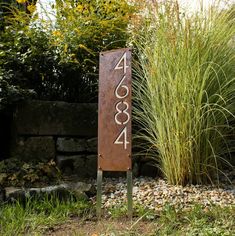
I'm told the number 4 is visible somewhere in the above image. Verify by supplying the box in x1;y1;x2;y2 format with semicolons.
114;52;129;74
114;126;129;150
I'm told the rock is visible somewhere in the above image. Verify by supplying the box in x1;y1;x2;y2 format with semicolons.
56;155;98;177
11;137;55;161
4;182;95;202
73;157;87;177
38;185;88;201
98;177;235;211
26;186;74;201
65;182;96;198
5;187;26;203
133;186;139;194
86;138;97;153
13;101;98;136
56;155;86;176
57;138;87;153
85;155;97;178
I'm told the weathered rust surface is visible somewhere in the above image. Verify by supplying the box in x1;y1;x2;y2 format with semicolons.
98;48;132;171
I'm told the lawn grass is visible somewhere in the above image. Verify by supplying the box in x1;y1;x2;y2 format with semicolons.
106;203;235;235
0;196;93;236
155;204;235;235
0;196;234;235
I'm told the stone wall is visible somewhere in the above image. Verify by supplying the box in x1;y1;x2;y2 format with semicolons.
11;100;158;178
11;100;98;178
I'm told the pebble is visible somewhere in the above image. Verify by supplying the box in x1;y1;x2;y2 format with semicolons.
91;177;235;211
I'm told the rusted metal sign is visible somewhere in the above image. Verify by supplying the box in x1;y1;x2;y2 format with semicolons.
97;48;133;219
98;48;132;171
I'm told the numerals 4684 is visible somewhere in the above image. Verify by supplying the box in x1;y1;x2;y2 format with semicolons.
113;52;130;150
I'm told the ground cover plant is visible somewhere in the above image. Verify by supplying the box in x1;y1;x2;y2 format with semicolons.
133;1;235;185
0;158;60;187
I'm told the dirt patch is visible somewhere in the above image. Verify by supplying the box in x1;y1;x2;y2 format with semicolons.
44;217;157;236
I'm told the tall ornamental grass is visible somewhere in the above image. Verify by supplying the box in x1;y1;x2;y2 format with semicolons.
133;1;235;185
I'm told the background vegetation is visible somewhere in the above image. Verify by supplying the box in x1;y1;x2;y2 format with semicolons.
0;0;136;109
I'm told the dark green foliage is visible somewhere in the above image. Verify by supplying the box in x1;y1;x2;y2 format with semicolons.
0;0;136;108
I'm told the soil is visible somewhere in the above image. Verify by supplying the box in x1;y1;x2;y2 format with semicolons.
44;217;156;236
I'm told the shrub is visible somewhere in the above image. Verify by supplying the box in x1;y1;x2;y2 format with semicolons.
133;1;235;185
0;0;136;104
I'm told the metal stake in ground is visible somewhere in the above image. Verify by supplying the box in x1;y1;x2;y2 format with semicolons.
96;169;103;219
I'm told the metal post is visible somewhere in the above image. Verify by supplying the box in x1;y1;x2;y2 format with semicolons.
127;170;133;219
96;169;103;219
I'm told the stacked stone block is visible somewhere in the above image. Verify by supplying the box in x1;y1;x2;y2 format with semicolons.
11;101;98;178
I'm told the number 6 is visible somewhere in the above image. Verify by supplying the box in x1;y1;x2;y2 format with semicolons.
115;75;129;99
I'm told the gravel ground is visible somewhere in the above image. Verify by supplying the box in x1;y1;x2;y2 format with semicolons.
91;174;235;211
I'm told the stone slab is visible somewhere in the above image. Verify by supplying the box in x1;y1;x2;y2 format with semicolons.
11;137;55;161
4;182;95;202
56;155;86;177
86;137;97;153
57;138;87;152
56;154;98;178
13;101;98;136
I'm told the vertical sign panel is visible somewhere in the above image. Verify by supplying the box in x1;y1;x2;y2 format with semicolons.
98;48;132;171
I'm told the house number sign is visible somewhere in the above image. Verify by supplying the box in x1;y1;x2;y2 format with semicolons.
97;48;132;218
98;48;132;171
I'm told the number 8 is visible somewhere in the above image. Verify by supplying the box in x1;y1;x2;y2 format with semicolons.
114;101;130;125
